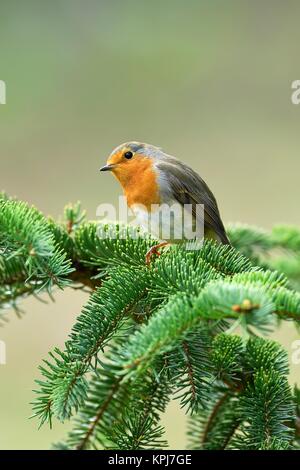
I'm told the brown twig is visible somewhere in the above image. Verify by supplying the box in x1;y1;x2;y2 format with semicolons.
201;392;229;445
68;262;102;290
76;377;122;450
182;341;196;401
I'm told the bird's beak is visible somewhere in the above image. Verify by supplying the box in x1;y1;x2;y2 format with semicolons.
100;164;115;172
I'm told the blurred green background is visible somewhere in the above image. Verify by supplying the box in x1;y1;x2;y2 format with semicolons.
0;0;300;449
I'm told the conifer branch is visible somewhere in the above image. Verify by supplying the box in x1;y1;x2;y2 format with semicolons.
1;195;300;450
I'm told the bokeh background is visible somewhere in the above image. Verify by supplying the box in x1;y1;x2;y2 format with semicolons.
0;0;300;449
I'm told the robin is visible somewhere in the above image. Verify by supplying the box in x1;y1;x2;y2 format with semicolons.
100;142;230;264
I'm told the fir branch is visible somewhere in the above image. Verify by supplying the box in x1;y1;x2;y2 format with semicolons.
228;223;300;288
118;280;278;374
166;327;215;414
187;390;241;450
32;267;150;424
74;222;154;272
2;195;300;450
188;335;294;450
0;199;73;289
235;369;294;449
64;369;126;450
106;363;170;450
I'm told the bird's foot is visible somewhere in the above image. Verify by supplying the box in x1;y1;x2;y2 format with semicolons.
145;242;169;265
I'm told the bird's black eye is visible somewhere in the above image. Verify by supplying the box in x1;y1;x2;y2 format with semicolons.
124;151;133;159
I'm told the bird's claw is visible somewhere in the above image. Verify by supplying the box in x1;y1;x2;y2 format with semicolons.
145;242;169;265
145;246;161;265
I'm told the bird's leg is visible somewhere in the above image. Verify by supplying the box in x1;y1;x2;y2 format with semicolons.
145;241;169;265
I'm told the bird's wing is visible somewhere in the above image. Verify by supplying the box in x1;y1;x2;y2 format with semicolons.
156;159;230;244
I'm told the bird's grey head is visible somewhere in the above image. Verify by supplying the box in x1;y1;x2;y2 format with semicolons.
100;141;169;173
109;141;164;160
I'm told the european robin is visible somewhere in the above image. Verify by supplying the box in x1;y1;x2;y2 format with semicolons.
100;142;230;263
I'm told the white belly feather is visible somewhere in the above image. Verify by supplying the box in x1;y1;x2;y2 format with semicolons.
130;201;204;243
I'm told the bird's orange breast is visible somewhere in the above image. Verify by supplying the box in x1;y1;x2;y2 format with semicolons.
112;157;161;210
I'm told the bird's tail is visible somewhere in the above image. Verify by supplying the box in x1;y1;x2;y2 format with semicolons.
205;226;231;245
219;230;231;245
